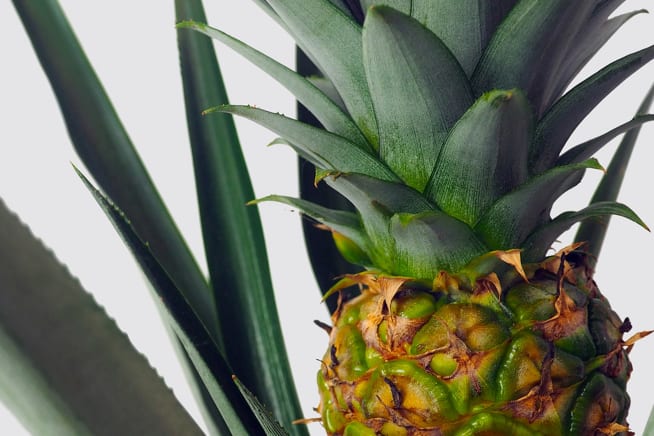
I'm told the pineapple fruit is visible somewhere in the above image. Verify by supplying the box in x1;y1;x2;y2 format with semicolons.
187;0;654;434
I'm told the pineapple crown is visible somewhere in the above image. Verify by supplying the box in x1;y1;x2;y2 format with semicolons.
182;0;653;281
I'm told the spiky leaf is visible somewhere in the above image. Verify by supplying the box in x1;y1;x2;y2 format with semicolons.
266;0;379;144
217;105;397;181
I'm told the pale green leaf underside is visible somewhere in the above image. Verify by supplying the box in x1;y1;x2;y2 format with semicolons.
390;211;488;278
0;199;202;436
233;377;289;436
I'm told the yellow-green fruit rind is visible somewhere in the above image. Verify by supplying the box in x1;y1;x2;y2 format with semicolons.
317;253;633;435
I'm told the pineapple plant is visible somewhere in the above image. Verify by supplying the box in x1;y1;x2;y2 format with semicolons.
183;0;654;434
2;0;654;435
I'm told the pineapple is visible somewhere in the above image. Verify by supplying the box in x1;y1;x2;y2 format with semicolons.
186;0;654;434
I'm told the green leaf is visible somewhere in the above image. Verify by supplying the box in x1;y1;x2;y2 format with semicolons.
296;48;363;314
360;0;411;14
12;0;219;345
425;89;531;226
548;7;647;104
471;0;595;116
362;5;473;191
575;82;654;267
390;211;488;278
327;0;356;17
475;159;603;250
645;403;654;436
557;114;654;165
233;377;291;436
266;0;379;145
306;76;347;112
178;20;369;150
410;0;518;76
77;170;268;435
325;173;435;272
175;4;307;434
522;201;649;262
0;199;203;436
217;104;398;181
531;44;654;174
254;195;368;251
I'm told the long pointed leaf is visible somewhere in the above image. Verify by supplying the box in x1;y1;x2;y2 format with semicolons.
531;44;654;174
296;49;362;314
233;377;290;436
575;82;654;267
548;9;647;105
522;201;649;262
176;3;307;433
0;199;202;436
254;194;368;250
471;0;594;115
557;114;654;165
475;159;603;250
266;0;379;145
178;20;369;150
362;5;473;191
77;170;268;435
217;105;398;181
11;0;219;345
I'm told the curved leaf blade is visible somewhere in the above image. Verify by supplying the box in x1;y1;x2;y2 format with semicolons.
254;194;368;250
390;211;488;278
557;114;654;165
76;170;268;436
531;44;654;174
548;8;648;105
217;105;398;181
522;201;649;262
0;199;203;436
471;0;594;115
178;20;369;150
575;82;654;266
175;3;307;433
296;49;363;314
233;377;290;436
362;5;473;191
325;173;435;272
11;0;219;345
475;159;603;250
266;0;379;145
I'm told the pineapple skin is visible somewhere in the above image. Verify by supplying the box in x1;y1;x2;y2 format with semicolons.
318;249;634;435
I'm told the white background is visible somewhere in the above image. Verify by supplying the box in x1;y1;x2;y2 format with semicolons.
1;1;653;435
